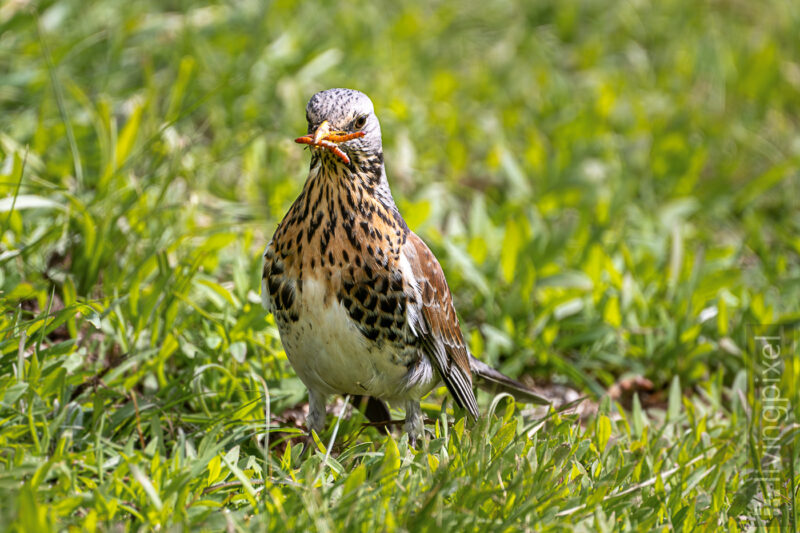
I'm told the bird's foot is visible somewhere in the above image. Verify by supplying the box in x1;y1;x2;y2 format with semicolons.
299;433;314;458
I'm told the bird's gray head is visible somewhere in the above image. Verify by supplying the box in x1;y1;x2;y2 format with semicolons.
297;88;383;170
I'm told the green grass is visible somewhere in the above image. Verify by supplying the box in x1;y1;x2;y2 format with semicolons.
1;0;799;530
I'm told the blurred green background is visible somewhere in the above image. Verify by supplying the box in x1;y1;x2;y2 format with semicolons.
1;0;799;529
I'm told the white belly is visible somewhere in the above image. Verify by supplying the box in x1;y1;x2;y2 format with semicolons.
272;277;435;401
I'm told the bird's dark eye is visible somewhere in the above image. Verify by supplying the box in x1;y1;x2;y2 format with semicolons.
353;115;367;129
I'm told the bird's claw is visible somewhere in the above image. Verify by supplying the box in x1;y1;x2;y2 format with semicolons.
299;434;314;458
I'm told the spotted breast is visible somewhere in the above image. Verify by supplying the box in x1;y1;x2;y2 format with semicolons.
261;159;437;404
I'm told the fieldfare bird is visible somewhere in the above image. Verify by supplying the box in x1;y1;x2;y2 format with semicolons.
262;88;547;446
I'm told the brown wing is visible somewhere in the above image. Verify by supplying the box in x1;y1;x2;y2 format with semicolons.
404;232;479;418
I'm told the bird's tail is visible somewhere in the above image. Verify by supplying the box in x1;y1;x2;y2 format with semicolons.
468;354;550;405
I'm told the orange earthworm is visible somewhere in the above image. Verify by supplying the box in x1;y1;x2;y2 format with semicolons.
295;131;365;164
324;131;366;143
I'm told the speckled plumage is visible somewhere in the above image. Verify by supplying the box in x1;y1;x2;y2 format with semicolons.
262;88;545;444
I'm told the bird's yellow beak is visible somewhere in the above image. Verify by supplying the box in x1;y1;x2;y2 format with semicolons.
312;120;332;145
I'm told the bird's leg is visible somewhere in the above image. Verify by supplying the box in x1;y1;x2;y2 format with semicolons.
301;389;327;457
404;400;424;448
307;389;327;434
